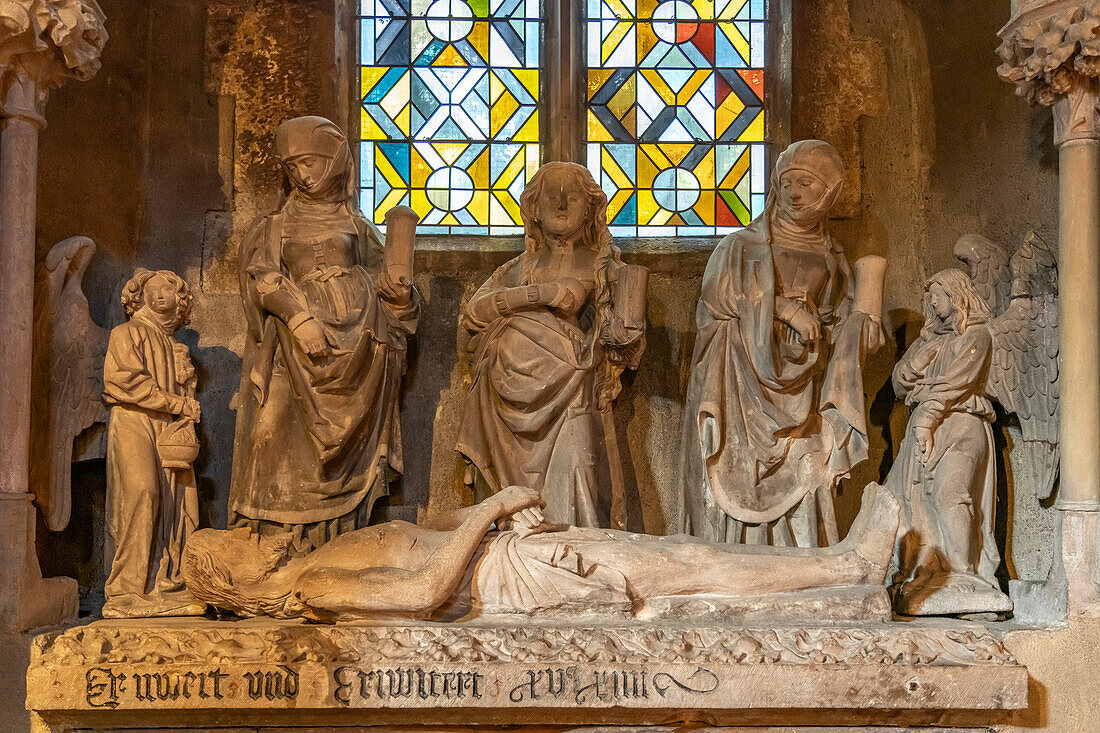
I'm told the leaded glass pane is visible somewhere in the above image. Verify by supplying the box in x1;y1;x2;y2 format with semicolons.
587;0;767;236
359;0;540;233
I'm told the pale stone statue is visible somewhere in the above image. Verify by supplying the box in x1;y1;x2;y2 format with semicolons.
957;232;1060;581
881;269;1012;617
679;140;885;548
30;236;106;532
102;268;205;619
953;233;1012;315
229;116;420;555
456;162;647;529
182;483;899;623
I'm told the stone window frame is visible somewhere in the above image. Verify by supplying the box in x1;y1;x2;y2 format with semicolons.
338;0;794;252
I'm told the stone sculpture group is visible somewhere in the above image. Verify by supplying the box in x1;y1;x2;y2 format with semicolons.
38;116;1057;624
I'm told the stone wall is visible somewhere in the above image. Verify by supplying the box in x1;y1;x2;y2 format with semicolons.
0;2;1086;732
32;0;1058;604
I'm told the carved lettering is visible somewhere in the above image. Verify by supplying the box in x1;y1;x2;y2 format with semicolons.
243;666;299;701
508;667;708;705
85;667;228;706
85;667;127;709
332;666;485;705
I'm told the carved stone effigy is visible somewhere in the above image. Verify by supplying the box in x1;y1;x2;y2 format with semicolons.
102;269;206;619
878;270;1013;617
678;140;886;548
26;619;1026;727
228;116;421;556
456;162;647;530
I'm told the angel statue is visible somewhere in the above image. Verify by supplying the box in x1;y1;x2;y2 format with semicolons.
882;269;1012;617
30;236;107;532
954;232;1059;582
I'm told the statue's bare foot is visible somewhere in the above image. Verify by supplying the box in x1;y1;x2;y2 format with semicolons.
839;484;901;586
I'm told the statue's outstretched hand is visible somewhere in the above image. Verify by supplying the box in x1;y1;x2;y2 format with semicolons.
491;485;545;516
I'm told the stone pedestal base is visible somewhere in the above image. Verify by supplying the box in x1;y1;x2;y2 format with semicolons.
27;618;1027;730
1061;507;1100;616
1010;507;1100;624
0;494;77;633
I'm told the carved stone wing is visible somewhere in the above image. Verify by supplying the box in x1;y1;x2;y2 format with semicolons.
30;236;107;532
987;295;1060;501
953;234;1012;315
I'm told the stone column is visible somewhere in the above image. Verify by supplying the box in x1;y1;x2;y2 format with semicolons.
999;0;1100;616
0;0;107;632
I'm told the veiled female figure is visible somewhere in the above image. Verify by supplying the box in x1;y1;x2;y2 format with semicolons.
885;269;1010;616
680;140;883;547
456;162;646;527
229;116;420;555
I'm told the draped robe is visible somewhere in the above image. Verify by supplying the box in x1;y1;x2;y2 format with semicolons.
103;311;200;614
229;205;419;553
680;215;876;545
886;323;1000;591
456;257;642;527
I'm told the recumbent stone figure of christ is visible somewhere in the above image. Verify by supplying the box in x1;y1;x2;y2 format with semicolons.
229;116;421;556
183;484;901;622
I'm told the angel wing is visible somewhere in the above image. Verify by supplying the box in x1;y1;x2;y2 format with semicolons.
985;234;1060;502
30;236;108;532
954;233;1012;315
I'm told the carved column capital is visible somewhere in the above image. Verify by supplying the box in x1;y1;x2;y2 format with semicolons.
998;0;1100;145
0;0;108;124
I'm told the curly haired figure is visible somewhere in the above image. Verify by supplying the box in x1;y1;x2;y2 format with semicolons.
456;163;646;527
884;268;1012;617
102;268;206;618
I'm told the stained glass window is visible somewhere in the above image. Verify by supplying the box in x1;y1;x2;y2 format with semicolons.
358;0;540;234
587;0;768;236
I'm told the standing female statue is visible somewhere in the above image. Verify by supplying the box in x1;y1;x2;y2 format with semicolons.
456;162;647;528
680;140;884;547
229;116;420;555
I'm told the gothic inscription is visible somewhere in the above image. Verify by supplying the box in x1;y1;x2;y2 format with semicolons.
81;663;720;709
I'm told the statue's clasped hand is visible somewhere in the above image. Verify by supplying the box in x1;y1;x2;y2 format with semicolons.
541;277;586;317
377;268;412;306
788;305;822;344
492;486;565;538
179;396;201;423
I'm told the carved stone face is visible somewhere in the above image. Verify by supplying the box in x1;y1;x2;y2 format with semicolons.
928;282;953;321
537;168;588;240
214;528;291;584
144;274;179;319
778;170;829;226
284;154;333;194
